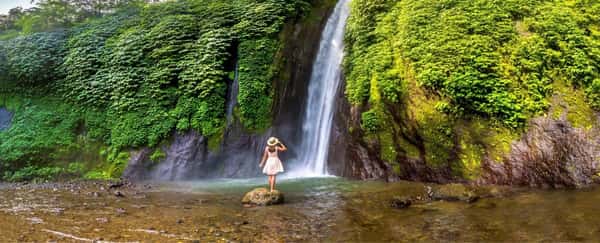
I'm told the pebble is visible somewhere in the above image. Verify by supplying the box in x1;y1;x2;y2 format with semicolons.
116;208;127;215
96;217;109;223
26;217;44;224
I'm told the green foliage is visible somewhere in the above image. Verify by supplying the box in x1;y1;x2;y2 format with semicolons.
237;38;279;130
344;0;399;104
345;0;599;128
3;166;64;182
2;0;145;34
150;149;166;163
346;0;599;180
0;97;80;166
360;109;382;134
83;147;130;180
3;31;67;85
0;0;311;180
60;11;136;107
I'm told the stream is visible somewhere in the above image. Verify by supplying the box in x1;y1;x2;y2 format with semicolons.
1;178;600;242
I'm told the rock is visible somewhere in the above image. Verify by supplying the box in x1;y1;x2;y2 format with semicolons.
481;117;600;188
176;219;184;224
113;191;125;197
241;188;284;206
109;179;126;189
26;217;43;224
96;217;109;224
390;197;412;209
48;208;65;215
430;184;479;203
116;208;127;215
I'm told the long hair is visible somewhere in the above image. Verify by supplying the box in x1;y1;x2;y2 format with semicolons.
267;145;276;152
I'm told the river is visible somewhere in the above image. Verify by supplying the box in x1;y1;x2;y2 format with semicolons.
1;178;599;242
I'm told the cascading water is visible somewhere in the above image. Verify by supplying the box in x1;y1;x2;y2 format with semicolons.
226;62;239;127
125;0;351;181
0;108;12;131
292;0;351;177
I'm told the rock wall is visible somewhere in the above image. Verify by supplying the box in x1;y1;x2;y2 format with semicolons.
330;89;600;187
328;82;399;181
480;117;600;188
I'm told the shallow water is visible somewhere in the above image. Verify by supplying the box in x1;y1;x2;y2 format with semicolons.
1;178;600;242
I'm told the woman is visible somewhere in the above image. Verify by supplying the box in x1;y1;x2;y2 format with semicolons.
259;137;287;192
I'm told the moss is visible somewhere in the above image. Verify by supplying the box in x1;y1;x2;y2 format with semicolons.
456;128;485;180
397;137;420;159
303;0;338;25
378;128;397;163
421;122;455;169
207;127;225;152
391;162;402;175
551;79;597;130
406;72;455;168
150;148;166;163
485;125;519;163
84;147;130;179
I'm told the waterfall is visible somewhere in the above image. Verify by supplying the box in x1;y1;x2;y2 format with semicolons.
292;0;351;176
226;61;239;127
0;108;12;131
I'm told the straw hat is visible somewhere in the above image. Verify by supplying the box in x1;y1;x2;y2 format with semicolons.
267;137;280;146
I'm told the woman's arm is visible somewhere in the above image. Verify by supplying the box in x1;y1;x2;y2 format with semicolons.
278;142;287;152
259;149;268;167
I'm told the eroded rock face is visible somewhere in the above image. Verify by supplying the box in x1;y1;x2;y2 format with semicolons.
330;88;600;188
241;188;284;206
327;84;399;181
0;108;12;131
123;130;271;180
480;117;600;188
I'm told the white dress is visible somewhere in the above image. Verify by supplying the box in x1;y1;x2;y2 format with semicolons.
263;147;284;175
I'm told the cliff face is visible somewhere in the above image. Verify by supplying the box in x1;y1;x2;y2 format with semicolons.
332;0;600;188
330;80;600;187
124;0;338;180
480;117;600;188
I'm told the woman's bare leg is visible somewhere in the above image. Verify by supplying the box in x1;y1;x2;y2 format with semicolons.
272;175;277;191
268;175;274;192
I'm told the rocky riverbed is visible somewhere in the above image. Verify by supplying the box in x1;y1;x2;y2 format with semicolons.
1;178;600;242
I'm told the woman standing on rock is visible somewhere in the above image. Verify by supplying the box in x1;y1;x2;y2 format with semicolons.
259;137;287;192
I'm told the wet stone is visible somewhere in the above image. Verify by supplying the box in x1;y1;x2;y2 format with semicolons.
26;217;43;224
430;184;480;203
96;217;109;224
114;191;125;197
115;208;127;215
390;196;412;209
241;188;284;206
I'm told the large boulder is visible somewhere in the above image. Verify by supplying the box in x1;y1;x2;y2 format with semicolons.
241;188;284;206
481;117;600;188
